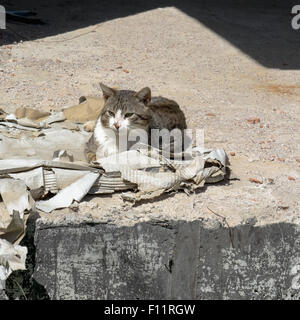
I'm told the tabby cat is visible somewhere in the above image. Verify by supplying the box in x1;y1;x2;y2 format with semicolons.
84;83;187;162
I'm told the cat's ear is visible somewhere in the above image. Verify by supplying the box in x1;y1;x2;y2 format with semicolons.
100;83;116;100
136;87;151;105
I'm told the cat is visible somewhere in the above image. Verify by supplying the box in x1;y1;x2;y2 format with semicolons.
84;83;187;162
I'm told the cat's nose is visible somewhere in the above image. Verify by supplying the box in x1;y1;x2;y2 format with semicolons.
114;122;120;129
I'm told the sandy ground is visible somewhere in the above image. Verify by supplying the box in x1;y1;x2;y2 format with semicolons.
0;1;300;227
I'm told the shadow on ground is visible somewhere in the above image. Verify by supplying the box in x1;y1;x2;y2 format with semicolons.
1;0;300;69
4;216;50;300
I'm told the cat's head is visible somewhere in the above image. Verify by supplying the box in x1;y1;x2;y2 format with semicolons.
99;83;151;132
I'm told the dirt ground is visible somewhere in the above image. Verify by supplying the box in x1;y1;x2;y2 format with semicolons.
0;1;299;227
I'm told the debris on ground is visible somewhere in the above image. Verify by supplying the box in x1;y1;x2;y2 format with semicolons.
0;97;228;289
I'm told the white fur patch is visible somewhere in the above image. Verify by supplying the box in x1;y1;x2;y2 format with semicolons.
94;113;133;160
94;117;118;159
115;109;122;120
111;110;129;129
109;117;115;127
122;118;129;128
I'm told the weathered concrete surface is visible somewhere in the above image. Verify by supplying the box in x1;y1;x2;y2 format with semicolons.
1;1;299;226
29;217;300;300
1;0;300;300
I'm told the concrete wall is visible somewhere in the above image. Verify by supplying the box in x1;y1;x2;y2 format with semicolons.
16;218;300;300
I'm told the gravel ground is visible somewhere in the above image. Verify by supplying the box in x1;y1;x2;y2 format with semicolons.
1;1;300;227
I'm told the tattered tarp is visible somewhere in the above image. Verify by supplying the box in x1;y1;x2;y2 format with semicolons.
0;96;105;289
0;96;228;289
0;146;227;210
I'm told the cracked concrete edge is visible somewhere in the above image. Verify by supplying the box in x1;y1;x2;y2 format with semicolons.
28;217;300;300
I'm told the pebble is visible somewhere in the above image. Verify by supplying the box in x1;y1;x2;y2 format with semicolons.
249;177;263;184
247;118;260;124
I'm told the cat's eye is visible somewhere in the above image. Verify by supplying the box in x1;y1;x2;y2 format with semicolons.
107;111;115;117
137;114;148;120
124;113;134;118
